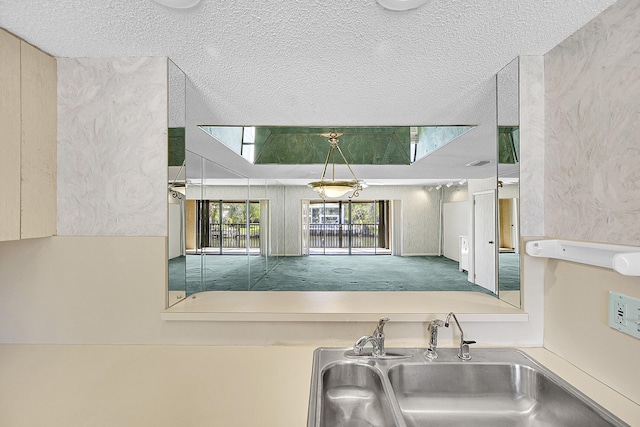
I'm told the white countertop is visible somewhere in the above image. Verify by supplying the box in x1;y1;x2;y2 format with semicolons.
162;290;528;322
0;345;637;426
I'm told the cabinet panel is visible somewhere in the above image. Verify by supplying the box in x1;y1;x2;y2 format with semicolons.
0;29;21;241
20;41;57;239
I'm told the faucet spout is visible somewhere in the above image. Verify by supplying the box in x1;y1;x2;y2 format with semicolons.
445;312;476;360
353;317;389;357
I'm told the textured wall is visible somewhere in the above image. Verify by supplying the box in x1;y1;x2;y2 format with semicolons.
543;0;640;406
519;56;545;238
57;57;167;236
544;0;640;245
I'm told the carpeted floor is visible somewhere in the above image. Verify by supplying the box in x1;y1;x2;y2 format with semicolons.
498;252;521;291
170;254;520;296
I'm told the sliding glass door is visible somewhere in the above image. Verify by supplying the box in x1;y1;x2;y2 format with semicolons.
307;200;390;255
195;200;261;255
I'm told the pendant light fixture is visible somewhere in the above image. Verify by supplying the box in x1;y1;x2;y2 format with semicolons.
308;129;364;199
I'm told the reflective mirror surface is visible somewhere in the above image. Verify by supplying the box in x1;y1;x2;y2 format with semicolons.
167;59;186;307
497;58;521;307
181;147;501;297
171;72;512;301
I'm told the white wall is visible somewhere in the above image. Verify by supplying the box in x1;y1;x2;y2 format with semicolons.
443;202;468;262
442;185;470;261
542;0;640;405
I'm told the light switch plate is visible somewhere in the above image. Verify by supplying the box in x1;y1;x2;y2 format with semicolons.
609;292;640;339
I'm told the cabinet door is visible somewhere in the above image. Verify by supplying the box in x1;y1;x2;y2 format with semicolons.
0;29;21;241
20;40;57;239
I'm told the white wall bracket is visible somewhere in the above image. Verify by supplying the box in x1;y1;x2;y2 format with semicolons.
525;239;640;276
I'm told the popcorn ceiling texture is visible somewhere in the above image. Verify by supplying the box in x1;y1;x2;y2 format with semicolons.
0;0;616;125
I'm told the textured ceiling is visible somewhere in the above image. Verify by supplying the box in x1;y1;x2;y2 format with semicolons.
0;0;618;181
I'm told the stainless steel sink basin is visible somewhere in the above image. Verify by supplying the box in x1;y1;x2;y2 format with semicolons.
388;362;621;427
307;348;629;427
320;362;396;427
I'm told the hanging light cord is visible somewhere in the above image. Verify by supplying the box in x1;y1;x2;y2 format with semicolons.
319;130;360;184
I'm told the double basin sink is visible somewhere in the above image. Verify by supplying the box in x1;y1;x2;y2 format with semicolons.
307;348;629;427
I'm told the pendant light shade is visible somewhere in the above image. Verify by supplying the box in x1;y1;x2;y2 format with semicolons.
307;129;364;199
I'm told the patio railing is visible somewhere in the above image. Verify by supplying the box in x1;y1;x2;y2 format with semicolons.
210;223;260;248
309;223;379;249
205;222;381;250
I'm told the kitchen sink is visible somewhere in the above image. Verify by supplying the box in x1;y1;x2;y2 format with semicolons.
320;362;396;427
307;348;629;427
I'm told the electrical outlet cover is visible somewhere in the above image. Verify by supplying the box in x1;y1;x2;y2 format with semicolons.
609;292;640;339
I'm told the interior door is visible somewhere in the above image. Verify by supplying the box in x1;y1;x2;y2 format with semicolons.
498;198;514;251
473;191;497;293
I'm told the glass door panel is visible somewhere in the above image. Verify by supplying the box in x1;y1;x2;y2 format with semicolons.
308;200;391;255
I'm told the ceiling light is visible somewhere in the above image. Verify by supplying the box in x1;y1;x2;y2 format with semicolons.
150;0;201;9
376;0;432;11
459;179;467;185
308;129;364;199
435;184;442;190
446;182;453;188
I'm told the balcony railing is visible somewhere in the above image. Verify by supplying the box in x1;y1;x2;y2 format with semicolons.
204;223;381;251
210;223;260;248
309;223;379;249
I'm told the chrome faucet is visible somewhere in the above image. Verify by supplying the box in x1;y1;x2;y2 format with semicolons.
445;312;476;360
425;319;444;359
353;317;390;357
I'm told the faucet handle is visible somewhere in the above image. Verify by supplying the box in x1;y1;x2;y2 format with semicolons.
428;319;444;330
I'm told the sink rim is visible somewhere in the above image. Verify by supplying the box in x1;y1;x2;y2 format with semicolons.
343;348;413;360
307;347;630;427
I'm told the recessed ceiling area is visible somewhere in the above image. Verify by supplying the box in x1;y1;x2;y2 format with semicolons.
199;125;477;166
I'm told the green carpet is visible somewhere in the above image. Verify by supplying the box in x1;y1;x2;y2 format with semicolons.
171;255;500;296
498;253;521;291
